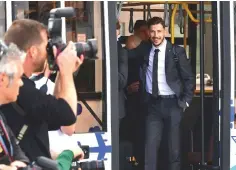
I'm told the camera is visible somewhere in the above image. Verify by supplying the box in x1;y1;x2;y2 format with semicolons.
19;156;59;170
47;7;98;71
71;160;105;170
71;145;105;170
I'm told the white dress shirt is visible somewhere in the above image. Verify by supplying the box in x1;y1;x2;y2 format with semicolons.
146;39;175;95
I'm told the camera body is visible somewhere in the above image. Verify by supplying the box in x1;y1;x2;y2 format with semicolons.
47;7;98;71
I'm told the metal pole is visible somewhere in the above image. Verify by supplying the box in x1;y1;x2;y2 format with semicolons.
211;1;220;166
220;1;231;170
104;2;119;170
199;1;205;165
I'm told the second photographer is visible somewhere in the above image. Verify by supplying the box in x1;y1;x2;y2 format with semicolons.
0;19;84;162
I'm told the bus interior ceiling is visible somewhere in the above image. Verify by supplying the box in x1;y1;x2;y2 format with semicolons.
118;1;219;170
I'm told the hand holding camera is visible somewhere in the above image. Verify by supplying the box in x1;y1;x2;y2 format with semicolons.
53;41;84;75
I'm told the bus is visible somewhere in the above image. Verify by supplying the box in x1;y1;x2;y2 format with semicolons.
1;1;235;170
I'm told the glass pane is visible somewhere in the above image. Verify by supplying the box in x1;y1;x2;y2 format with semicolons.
12;1;59;25
0;1;6;38
11;1;107;133
195;4;213;92
64;1;106;133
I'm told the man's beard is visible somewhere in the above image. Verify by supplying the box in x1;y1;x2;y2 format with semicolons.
152;37;164;47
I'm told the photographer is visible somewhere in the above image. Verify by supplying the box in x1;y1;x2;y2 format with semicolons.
0;19;84;162
0;41;29;169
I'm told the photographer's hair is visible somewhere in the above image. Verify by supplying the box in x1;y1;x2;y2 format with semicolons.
0;40;25;84
147;17;165;29
4;19;47;52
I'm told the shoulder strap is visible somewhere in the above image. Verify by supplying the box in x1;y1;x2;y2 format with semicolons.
172;45;183;83
0;119;13;161
10;103;28;145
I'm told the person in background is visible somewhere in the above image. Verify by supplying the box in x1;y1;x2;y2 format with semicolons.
116;21;128;122
0;41;29;170
124;20;149;170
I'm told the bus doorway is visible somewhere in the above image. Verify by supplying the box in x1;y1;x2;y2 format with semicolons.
109;1;235;170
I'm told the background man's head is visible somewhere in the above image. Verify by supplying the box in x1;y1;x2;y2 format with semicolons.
147;17;166;47
4;19;48;76
133;20;149;41
0;41;25;104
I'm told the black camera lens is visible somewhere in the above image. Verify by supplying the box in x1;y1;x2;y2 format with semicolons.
75;39;98;60
80;160;105;170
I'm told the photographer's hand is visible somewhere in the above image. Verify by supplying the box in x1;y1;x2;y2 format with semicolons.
0;164;17;170
10;161;27;169
71;146;85;160
54;41;81;74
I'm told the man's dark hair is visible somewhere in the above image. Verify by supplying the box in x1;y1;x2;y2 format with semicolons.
4;19;47;52
147;17;165;28
133;20;147;31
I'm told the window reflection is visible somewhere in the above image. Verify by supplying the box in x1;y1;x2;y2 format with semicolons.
12;1;59;25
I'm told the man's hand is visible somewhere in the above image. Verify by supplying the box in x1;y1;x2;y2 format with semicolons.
10;161;27;169
53;41;84;75
127;81;140;94
0;164;17;170
71;146;85;160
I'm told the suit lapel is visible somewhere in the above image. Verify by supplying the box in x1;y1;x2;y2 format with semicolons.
165;41;173;74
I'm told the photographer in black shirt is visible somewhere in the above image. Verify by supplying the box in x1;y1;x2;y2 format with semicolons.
0;19;84;162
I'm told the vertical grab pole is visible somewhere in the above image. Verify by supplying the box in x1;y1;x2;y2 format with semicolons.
199;1;205;165
220;1;231;170
211;1;220;166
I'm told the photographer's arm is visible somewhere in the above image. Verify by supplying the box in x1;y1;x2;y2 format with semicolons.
53;72;77;135
52;42;84;135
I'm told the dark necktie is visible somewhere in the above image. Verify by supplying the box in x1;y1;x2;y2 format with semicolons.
152;49;160;98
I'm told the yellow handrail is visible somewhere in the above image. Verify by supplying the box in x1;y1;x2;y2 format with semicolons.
182;3;212;23
171;4;178;44
171;2;212;44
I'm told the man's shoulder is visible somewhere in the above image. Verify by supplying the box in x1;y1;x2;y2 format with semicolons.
22;76;36;87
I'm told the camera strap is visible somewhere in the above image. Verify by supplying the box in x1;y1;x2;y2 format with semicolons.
11;103;29;145
0;114;14;162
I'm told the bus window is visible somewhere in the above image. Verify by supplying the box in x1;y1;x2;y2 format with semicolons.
65;1;106;133
0;1;5;38
11;1;107;133
12;1;59;23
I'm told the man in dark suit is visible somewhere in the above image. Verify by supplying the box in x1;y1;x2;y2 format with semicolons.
128;17;195;170
116;21;128;120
